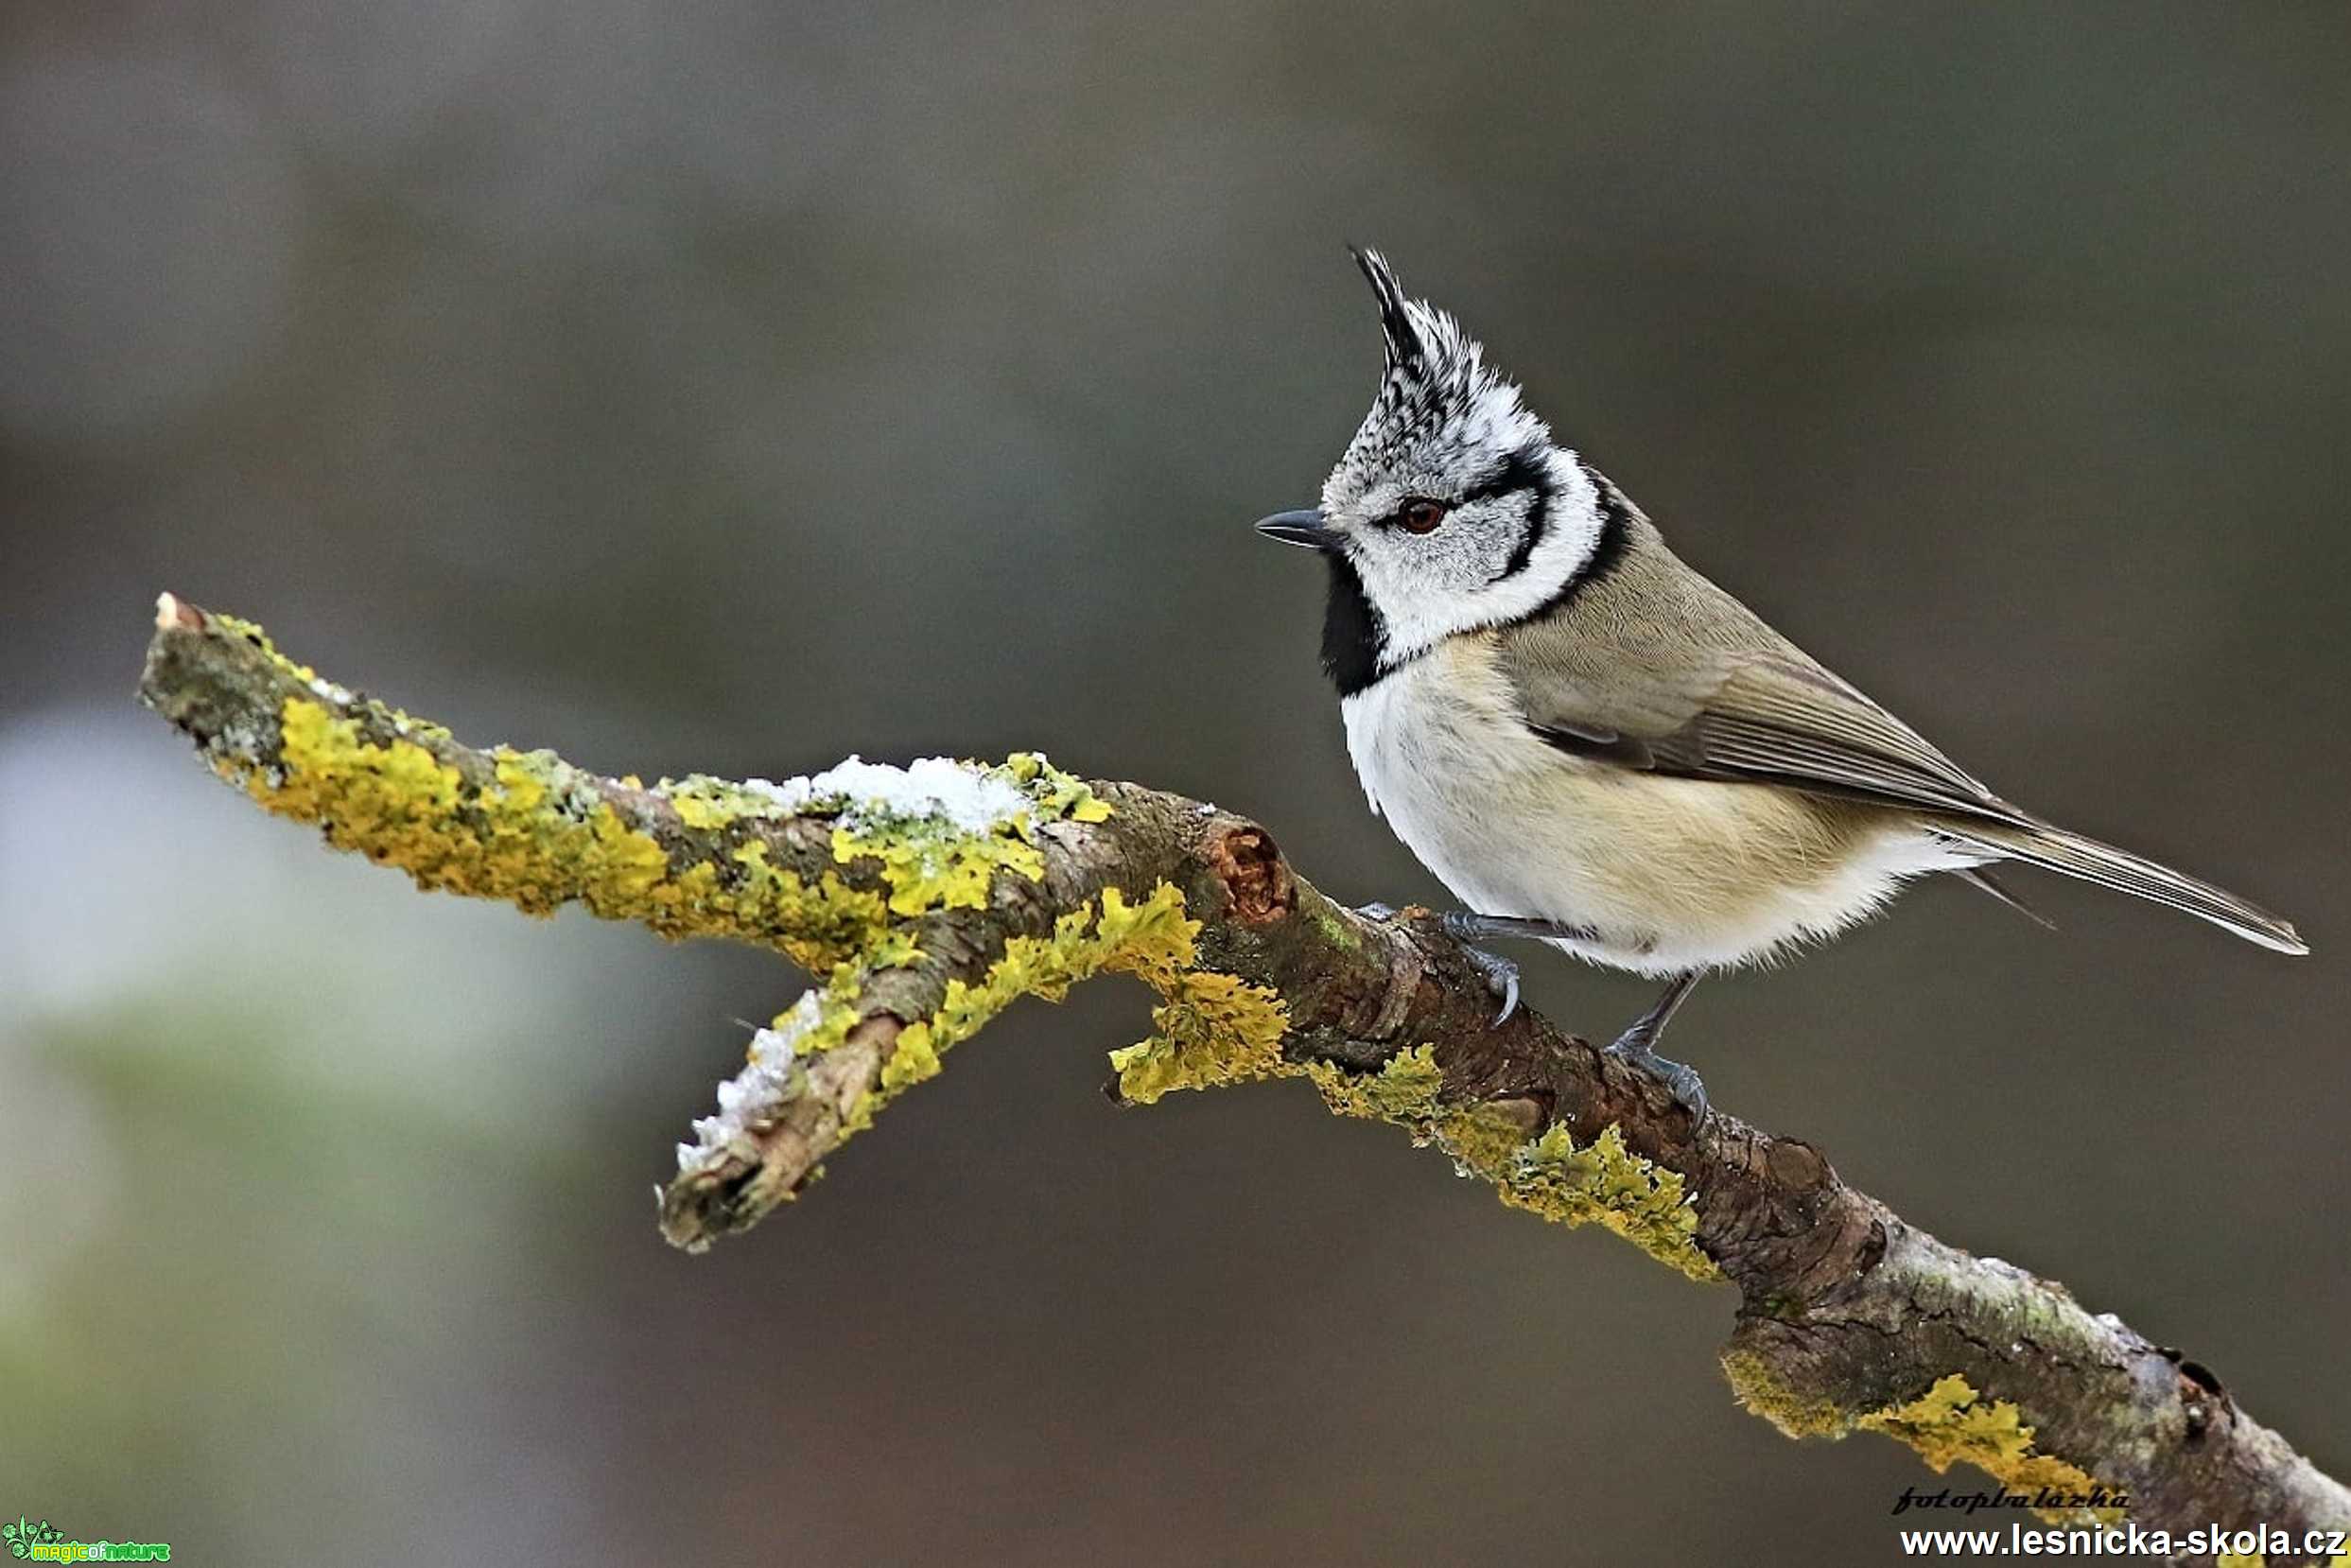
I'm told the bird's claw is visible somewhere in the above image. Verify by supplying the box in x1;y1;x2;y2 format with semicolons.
1355;903;1519;1024
1460;945;1521;1025
1605;1032;1709;1121
1657;1060;1709;1122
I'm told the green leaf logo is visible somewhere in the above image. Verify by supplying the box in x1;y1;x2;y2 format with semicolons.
3;1517;65;1558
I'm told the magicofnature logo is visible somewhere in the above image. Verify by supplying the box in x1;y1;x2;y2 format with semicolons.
2;1517;169;1561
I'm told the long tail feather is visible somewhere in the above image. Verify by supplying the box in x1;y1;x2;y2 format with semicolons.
1946;824;2307;955
1953;865;2059;932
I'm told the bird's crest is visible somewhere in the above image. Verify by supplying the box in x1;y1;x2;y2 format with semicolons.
1338;247;1544;474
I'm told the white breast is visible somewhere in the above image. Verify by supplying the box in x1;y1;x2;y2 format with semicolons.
1339;641;1974;976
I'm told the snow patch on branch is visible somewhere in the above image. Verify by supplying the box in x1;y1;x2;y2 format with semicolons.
742;756;1029;835
675;990;826;1173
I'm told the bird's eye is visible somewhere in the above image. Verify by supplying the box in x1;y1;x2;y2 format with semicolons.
1397;497;1449;534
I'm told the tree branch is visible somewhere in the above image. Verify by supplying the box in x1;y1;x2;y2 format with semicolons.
135;593;2348;1557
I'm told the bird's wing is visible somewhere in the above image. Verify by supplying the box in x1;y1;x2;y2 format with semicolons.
1490;521;2307;955
1491;544;2037;830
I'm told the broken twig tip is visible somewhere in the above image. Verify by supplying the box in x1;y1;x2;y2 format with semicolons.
154;591;201;632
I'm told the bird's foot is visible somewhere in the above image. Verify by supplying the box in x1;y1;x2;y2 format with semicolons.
1604;1028;1708;1121
1355;904;1562;1024
1458;945;1522;1025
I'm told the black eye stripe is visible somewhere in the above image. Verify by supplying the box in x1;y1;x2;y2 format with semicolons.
1461;442;1554;583
1459;443;1550;507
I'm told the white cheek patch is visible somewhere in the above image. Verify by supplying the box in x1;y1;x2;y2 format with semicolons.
1359;456;1609;668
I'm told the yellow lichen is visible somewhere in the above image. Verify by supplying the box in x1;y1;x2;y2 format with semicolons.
711;840;890;969
1720;1348;1850;1440
1496;1123;1715;1281
1305;1044;1445;1122
220;648;1119;973
1108;970;1294;1104
1306;1046;1715;1281
1721;1361;2124;1527
269;702;661;916
830;822;1042;916
244;698;908;969
1858;1374;2124;1527
809;753;1108;919
866;927;925;970
225;667;1193;1176
1003;751;1115;824
879;1019;942;1092
659;773;788;831
870;883;1229;1113
783;990;860;1056
832;879;1290;1124
212;612;336;697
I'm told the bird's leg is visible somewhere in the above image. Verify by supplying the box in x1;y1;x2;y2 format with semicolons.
1437;912;1609;1023
1605;972;1707;1120
1437;913;1598;946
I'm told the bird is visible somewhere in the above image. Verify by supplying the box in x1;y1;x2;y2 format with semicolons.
1254;248;2306;1118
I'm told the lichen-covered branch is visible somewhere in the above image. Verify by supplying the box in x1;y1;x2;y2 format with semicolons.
136;594;2349;1559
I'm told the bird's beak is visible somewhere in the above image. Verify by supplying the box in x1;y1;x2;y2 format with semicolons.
1254;508;1338;550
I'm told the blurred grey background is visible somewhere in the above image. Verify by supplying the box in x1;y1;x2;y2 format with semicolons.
3;3;2346;1563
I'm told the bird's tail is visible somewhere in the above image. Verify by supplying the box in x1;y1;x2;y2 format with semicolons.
1946;823;2307;955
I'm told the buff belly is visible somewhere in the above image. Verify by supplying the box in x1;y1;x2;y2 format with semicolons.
1339;651;1975;977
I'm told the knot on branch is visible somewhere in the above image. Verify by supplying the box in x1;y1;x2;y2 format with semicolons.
1208;824;1294;924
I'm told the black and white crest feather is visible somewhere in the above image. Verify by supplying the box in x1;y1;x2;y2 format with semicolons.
1353;245;1424;374
1341;246;1535;468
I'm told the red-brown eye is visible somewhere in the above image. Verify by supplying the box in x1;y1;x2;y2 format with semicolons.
1397;497;1449;534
